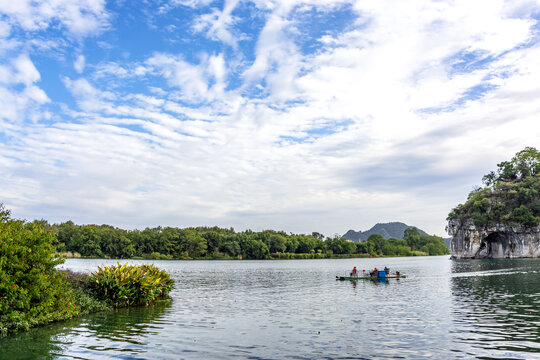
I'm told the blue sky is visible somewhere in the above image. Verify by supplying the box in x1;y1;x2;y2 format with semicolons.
1;0;540;237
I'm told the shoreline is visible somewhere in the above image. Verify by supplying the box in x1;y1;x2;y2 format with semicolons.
56;252;435;261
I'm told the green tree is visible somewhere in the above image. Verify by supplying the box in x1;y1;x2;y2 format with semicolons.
326;236;355;254
202;230;223;255
71;226;103;257
284;236;299;253
483;147;540;185
0;209;79;333
266;234;286;253
366;234;385;255
181;229;207;258
296;235;316;253
450;147;540;228
238;236;269;259
0;203;10;222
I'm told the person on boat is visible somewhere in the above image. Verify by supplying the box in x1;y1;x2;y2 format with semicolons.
352;266;357;276
371;267;378;277
384;266;389;275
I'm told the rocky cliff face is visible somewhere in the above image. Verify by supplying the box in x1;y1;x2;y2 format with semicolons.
447;219;540;258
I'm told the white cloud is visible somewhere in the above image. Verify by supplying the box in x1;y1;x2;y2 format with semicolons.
74;54;85;73
63;77;116;112
193;0;241;47
0;54;40;85
2;0;540;237
146;54;209;102
0;0;109;37
145;52;231;103
165;0;215;10
0;54;49;125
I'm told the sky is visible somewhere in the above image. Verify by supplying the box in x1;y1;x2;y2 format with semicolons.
1;0;539;237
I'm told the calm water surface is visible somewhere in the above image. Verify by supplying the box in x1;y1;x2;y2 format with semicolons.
1;256;539;359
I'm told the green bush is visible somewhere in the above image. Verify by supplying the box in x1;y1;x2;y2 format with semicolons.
149;252;173;260
60;270;111;314
0;213;79;334
87;263;174;307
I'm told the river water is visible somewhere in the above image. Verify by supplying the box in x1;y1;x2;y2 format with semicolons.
1;256;539;359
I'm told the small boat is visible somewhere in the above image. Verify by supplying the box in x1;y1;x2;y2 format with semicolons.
336;274;406;281
336;269;406;281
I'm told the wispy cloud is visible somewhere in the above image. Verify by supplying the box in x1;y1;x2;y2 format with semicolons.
1;0;540;236
0;0;109;38
73;54;85;73
193;0;242;47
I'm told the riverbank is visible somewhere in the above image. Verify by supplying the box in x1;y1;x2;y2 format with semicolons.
55;251;430;260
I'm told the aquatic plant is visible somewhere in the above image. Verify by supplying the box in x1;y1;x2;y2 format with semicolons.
87;263;174;307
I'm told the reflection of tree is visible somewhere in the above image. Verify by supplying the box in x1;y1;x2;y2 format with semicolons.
83;299;172;340
0;324;65;360
450;260;540;355
0;300;172;359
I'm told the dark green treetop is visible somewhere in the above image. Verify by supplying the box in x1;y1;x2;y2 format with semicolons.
448;147;540;227
482;147;540;186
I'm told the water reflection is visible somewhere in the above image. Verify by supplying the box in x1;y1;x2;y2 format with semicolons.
0;300;172;360
450;259;540;358
2;258;540;359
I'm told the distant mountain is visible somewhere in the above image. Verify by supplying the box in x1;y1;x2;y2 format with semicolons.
343;222;428;242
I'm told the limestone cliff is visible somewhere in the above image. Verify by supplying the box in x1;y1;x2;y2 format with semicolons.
447;219;540;258
446;147;540;259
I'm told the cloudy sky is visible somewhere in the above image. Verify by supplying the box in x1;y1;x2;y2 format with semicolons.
1;0;539;237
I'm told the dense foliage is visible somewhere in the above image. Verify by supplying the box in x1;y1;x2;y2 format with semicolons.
357;228;449;256
45;221;449;259
87;263;174;307
0;204;175;334
0;205;79;334
60;269;111;315
448;147;540;227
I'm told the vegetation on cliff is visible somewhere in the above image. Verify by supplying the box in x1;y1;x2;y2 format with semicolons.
448;147;540;227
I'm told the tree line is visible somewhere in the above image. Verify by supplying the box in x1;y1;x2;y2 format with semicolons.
23;220;449;259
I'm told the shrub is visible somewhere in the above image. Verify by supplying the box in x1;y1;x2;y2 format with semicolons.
0;215;79;334
149;252;173;260
60;270;111;314
87;263;174;307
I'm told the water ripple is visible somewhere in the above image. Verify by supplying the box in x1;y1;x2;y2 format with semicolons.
1;257;540;359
